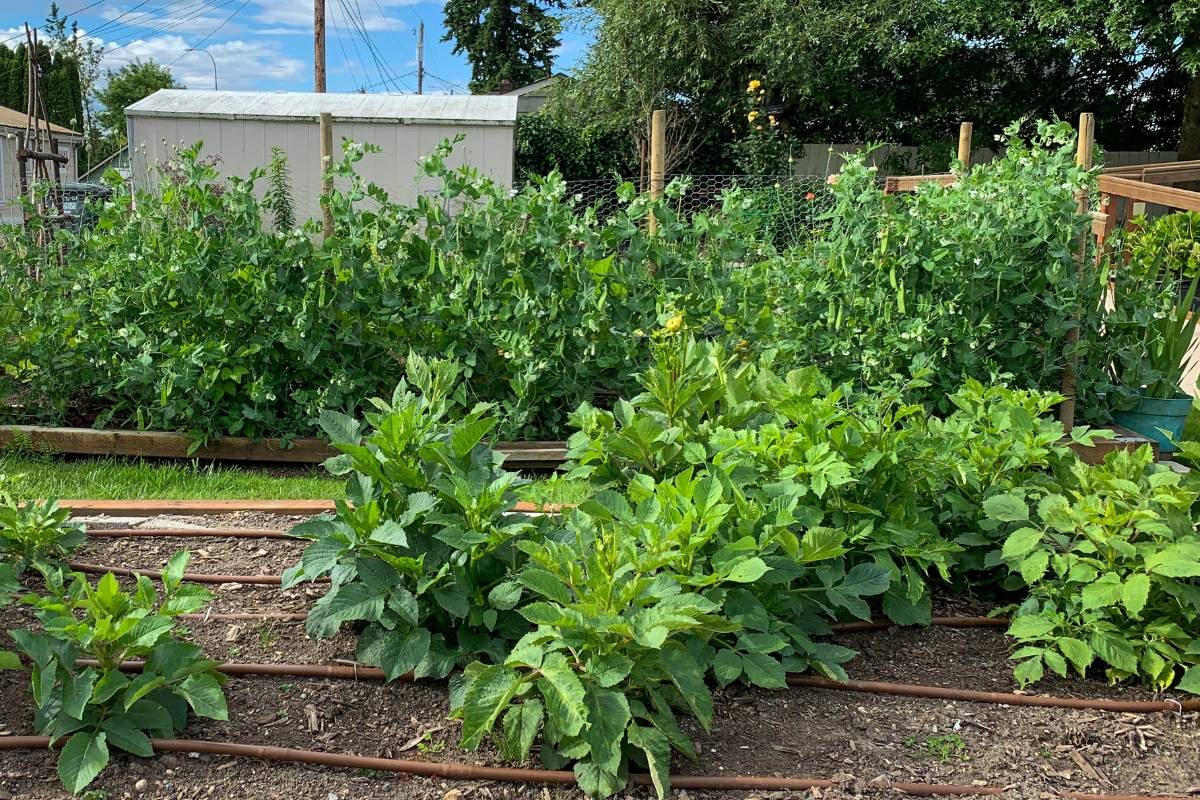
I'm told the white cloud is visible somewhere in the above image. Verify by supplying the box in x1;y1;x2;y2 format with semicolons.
97;35;303;90
255;0;422;35
96;2;246;36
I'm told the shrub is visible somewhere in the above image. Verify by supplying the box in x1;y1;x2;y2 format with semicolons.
0;498;85;576
988;447;1200;693
9;553;227;792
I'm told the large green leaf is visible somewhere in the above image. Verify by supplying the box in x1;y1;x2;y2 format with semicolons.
657;646;712;730
57;731;109;794
499;699;543;761
626;724;672;799
537;652;587;738
584;687;630;774
102;714;154;757
178;674;228;720
460;665;523;749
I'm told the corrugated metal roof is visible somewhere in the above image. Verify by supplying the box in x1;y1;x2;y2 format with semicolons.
126;90;518;124
0;103;80;136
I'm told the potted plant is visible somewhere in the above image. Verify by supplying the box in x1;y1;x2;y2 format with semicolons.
1110;219;1200;453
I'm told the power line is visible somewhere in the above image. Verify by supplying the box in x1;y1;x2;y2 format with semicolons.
164;0;250;67
328;8;363;93
336;0;412;92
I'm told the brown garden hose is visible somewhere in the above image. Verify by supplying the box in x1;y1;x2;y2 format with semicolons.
85;659;1200;715
59;498;568;517
0;736;1190;798
786;675;1200;713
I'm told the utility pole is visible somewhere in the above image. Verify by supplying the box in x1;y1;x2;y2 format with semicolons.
416;20;424;95
314;0;326;92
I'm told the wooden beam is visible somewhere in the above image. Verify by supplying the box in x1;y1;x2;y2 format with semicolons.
1097;175;1200;212
884;173;956;193
1058;112;1094;432
648;109;665;234
0;425;568;468
319;112;334;238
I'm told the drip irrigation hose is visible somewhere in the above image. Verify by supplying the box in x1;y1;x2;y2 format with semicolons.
829;616;1007;632
86;659;1200;714
786;675;1200;713
0;736;1188;799
59;498;567;517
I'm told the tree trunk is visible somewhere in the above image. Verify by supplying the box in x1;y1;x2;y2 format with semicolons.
1180;71;1200;161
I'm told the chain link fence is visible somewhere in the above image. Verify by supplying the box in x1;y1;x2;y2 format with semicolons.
561;174;834;249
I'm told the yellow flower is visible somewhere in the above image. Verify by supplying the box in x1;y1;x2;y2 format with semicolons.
748;109;759;122
747;79;762;93
664;314;684;333
768;115;777;126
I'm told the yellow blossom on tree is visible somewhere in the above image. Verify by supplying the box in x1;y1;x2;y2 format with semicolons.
747;79;762;93
747;109;760;122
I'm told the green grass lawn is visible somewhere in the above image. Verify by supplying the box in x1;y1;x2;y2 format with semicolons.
0;453;591;504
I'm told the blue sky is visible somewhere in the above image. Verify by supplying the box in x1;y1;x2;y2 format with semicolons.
3;0;592;94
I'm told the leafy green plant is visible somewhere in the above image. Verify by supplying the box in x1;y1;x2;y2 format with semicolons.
0;498;86;576
282;354;545;678
988;447;1200;692
10;552;228;793
453;471;854;798
1108;236;1200;400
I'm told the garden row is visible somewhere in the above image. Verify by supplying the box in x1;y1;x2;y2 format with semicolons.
2;338;1199;796
2;121;1197;444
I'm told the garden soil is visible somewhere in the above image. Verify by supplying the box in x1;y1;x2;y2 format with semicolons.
1;517;1198;800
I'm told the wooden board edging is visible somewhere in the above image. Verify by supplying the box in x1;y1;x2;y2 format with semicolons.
56;498;566;516
0;424;567;468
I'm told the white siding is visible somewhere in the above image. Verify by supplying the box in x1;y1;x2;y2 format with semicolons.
128;113;515;224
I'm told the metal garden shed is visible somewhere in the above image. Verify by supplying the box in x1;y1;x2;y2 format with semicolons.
124;90;519;223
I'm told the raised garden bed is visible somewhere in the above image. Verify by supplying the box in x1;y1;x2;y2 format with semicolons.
0;425;568;469
2;511;1197;800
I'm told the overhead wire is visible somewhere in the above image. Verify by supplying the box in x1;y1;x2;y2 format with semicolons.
338;0;412;92
164;0;251;67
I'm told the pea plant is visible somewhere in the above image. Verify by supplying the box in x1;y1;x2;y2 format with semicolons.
988;447;1200;693
9;552;227;793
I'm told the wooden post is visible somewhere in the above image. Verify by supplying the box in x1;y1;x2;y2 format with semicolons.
416;20;425;95
1058;112;1095;431
319;112;334;239
648;109;666;234
957;122;973;169
314;0;327;92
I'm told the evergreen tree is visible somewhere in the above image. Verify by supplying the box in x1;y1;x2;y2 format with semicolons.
442;0;564;93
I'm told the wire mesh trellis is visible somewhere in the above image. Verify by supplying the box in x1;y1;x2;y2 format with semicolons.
561;174;834;249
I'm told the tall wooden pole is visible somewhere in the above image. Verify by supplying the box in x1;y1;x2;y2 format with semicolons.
648;109;665;234
957;121;974;169
320;112;334;239
417;21;425;95
1058;112;1095;431
314;0;327;92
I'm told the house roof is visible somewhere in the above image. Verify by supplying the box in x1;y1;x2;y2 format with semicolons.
126;90;519;124
0;103;80;136
500;75;568;96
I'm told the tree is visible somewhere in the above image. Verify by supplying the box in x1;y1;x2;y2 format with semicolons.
442;0;564;93
564;0;1189;175
96;61;181;144
1029;0;1200;159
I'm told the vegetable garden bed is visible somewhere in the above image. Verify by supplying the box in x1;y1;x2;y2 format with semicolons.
2;512;1198;800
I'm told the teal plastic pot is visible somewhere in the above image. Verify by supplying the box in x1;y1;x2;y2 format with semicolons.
1112;392;1194;454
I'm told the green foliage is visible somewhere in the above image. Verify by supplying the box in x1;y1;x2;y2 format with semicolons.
1107;214;1200;400
0;498;85;576
1;139;772;442
95;61;181;142
10;553;227;793
514;111;638;181
264;147;296;231
769;120;1121;422
282;354;546;679
442;0;563;93
989;448;1200;692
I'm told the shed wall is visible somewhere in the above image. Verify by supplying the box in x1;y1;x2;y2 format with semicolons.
1;129;81;224
127;116;514;223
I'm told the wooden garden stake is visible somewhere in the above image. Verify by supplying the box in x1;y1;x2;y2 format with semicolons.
319;112;334;239
1058;112;1095;431
957;122;973;169
648;109;666;235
